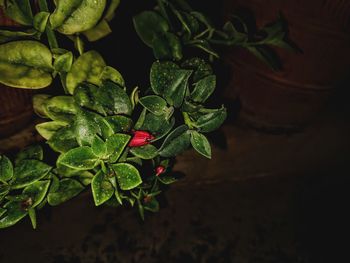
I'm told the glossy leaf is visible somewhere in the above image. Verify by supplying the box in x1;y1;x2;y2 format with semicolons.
139;95;168;116
106;133;131;163
47;178;84;206
11;160;51;189
54;52;73;73
130;144;158;160
196;107;227;133
83;19;112;42
50;0;107;35
0;40;53;89
150;61;179;95
159;124;189;151
105;115;133;134
91;135;107;158
191;75;216;103
66;51;106;94
91;171;114;206
133;11;169;47
28;208;36;229
48;125;79;153
35;121;67;140
74;109;102;146
45;96;77;122
111;163;142;190
99;66;125;87
190;130;211;159
96;81;132;115
33;94;51;118
158;130;191;158
181;57;213;83
0;155;13;183
0;201;27;229
57;146;98;170
22;180;50;208
0;29;38;44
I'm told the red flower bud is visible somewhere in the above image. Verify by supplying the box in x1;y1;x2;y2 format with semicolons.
155;165;166;176
129;130;155;147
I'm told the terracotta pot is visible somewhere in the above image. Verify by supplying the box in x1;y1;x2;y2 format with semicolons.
223;0;350;131
0;8;34;138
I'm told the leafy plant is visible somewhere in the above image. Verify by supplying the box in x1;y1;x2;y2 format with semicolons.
0;0;291;229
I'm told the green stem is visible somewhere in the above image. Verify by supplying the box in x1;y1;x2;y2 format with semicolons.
38;0;58;49
182;112;196;129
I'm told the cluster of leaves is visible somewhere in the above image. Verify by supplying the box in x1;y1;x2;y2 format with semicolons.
0;0;120;44
133;0;295;68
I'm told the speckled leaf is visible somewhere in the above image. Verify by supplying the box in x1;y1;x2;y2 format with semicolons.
11;160;51;189
66;51;106;94
35;121;67;140
50;0;107;35
22;180;50;208
196;107;227;133
130;144;158;160
105;116;133;134
92;136;107;158
181;58;213;83
141;113;175;141
139;95;168;116
73;83;104;114
158;131;191;158
190;75;216;103
0;155;13;183
133;11;169;47
0;201;27;229
190;130;211;159
159;124;189;151
15;145;43;164
91;171;114;206
57;146;98;170
74;109;102;146
48;125;79;153
99;66;125;87
47;178;84;206
150;61;179;95
106;134;131;163
0;41;53;89
97;81;132;115
111;163;142;190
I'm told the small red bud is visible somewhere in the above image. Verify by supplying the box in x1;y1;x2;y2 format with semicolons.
129;130;155;147
155;165;166;176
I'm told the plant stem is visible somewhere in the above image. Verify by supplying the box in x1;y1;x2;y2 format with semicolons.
38;0;58;49
182;112;196;128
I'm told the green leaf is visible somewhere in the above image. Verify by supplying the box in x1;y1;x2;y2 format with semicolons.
158;175;177;185
50;0;107;35
33;11;50;33
111;163;142;190
106;133;131;163
105;115;133;133
22;180;50;208
91;171;114;206
158;130;191;158
152;32;182;61
143;197;159;212
2;0;33;26
99;66;125;87
47;178;84;206
48;125;79;153
73;83;104;113
28;208;36;229
130;145;158;160
11;160;51;189
45;96;77;122
15;145;43;164
91;135;107;158
0;201;27;229
66;51;106;94
139;95;168;116
190;131;211;159
35;121;67;140
74;109;102;146
0;29;38;44
33;94;51;118
0;155;13;183
0;40;53;89
83;19;112;42
190;75;216;103
196;107;227;133
57;146;98;170
53;51;73;73
0;208;6;218
97;81;132;115
150;61;192;107
189;39;219;59
133;11;169;47
181;57;213;83
140;113;175;141
159;124;189;151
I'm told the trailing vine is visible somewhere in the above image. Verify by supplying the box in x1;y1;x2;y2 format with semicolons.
0;0;291;229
